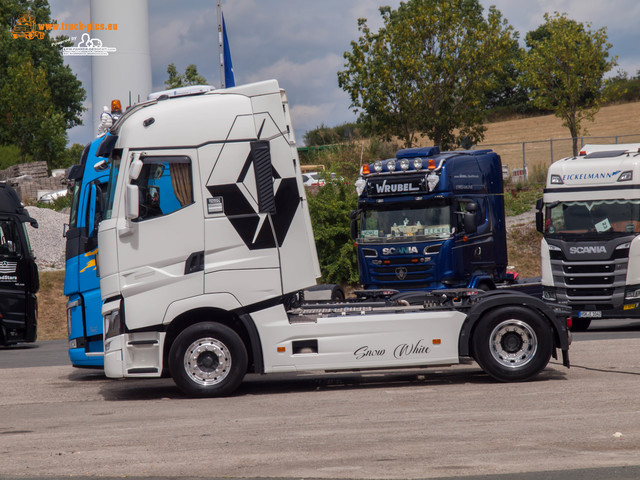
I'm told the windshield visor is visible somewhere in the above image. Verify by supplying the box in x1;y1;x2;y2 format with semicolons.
545;199;640;235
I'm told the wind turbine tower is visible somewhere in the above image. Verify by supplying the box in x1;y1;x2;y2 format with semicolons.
90;0;152;135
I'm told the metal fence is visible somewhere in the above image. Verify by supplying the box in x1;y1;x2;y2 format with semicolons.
475;133;640;180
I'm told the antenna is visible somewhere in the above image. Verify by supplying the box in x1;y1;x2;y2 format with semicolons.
217;0;224;89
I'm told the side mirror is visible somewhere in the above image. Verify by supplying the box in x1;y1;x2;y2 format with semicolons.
535;198;544;233
463;212;477;234
125;184;139;220
129;158;143;181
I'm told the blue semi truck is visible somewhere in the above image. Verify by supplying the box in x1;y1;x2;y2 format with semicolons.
352;146;528;292
64;135;112;367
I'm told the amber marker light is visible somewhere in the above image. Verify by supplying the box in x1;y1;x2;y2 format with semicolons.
428;158;436;170
432;339;442;345
277;346;286;353
111;99;123;114
362;164;370;175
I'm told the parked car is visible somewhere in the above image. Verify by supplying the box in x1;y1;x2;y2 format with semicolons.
302;172;325;187
38;188;68;204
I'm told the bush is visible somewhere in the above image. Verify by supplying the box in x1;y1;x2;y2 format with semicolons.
307;179;359;285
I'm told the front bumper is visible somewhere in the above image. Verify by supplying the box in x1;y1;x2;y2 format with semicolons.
102;297;165;378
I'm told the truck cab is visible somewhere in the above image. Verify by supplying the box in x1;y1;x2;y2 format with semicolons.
537;143;640;330
64;136;111;366
352;147;509;291
0;184;39;346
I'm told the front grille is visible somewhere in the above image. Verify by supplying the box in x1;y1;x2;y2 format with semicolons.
549;244;628;304
564;276;614;285
564;264;614;274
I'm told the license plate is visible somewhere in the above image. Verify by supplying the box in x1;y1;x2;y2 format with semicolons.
579;311;602;318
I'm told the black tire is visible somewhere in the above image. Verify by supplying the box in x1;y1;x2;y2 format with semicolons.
331;286;345;301
168;322;248;397
570;317;591;331
471;306;553;382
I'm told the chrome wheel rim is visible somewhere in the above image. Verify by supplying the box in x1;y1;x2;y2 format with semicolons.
489;320;537;368
184;337;232;386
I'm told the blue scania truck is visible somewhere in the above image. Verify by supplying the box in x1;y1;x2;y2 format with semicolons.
352;146;523;292
64;134;112;367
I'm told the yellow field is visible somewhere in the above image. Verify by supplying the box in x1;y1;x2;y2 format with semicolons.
479;102;640;173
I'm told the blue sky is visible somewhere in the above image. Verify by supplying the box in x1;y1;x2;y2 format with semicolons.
49;0;640;147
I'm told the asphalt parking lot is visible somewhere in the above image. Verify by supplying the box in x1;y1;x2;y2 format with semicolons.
1;329;640;480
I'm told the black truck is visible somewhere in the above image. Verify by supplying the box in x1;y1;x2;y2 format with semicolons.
0;183;39;346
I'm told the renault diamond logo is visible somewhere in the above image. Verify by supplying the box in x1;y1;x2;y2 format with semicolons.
395;267;408;280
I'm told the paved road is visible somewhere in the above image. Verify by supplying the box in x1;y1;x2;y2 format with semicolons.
3;318;639;369
1;322;640;479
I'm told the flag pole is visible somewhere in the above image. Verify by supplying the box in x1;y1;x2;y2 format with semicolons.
217;0;225;88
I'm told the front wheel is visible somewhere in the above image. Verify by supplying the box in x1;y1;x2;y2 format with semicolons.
168;322;248;397
472;306;552;382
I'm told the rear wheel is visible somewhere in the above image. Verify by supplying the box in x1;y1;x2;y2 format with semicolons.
168;322;247;397
472;306;552;382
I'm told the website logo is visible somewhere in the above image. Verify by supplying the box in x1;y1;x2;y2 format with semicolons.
11;14;44;40
63;33;116;56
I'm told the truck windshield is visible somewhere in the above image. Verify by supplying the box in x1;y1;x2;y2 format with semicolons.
360;202;451;242
545;199;640;236
104;152;121;221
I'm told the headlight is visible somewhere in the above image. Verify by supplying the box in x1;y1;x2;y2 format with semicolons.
542;288;557;301
104;309;122;340
373;161;383;172
550;175;563;184
399;159;410;171
386;160;396;172
625;287;640;300
413;158;423;170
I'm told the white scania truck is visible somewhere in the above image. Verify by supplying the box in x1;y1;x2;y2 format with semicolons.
98;80;570;397
537;144;640;330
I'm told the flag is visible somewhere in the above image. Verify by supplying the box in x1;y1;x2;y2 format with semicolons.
222;13;235;87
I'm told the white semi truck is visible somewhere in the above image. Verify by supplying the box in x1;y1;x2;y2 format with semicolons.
98;80;570;397
537;144;640;330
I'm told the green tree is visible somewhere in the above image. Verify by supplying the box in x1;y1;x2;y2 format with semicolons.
164;63;207;88
519;13;616;156
0;0;86;130
0;55;67;166
338;0;517;149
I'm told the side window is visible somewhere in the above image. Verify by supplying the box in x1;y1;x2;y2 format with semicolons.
132;156;193;222
0;221;19;256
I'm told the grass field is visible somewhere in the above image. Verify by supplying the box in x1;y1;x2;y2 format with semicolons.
37;270;66;341
480;101;640;173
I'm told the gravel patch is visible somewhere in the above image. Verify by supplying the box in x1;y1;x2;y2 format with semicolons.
24;206;68;271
